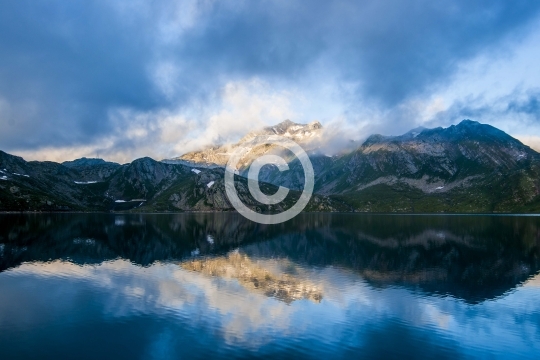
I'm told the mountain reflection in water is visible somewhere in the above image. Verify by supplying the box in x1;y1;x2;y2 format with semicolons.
181;252;323;303
0;213;539;359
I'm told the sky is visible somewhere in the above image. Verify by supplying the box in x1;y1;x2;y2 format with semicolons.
1;0;540;163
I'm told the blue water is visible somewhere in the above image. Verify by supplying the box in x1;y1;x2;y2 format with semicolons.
0;213;539;359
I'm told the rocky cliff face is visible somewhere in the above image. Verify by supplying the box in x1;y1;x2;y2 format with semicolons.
164;119;323;168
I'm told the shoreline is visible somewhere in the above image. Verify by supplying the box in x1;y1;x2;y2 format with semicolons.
1;210;540;216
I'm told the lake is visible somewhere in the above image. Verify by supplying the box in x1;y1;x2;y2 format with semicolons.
0;213;539;359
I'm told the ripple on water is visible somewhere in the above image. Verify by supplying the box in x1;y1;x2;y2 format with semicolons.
0;213;539;358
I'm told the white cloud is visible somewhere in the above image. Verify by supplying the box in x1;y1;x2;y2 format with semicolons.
14;79;304;163
151;62;182;100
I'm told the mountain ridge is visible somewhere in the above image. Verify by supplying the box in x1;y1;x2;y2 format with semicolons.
2;120;540;213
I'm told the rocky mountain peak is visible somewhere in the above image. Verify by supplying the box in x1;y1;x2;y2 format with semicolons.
361;134;389;146
360;120;524;148
245;119;323;140
62;157;119;168
171;119;324;168
268;119;297;132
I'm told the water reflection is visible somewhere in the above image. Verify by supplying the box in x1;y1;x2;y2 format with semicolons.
1;213;539;302
0;213;539;358
181;252;323;303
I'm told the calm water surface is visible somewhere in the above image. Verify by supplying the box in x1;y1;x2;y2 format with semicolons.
0;213;539;359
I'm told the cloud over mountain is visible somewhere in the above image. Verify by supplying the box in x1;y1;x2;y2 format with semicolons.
1;0;540;162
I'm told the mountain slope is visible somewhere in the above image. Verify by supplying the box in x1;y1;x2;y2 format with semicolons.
164;119;323;168
0;151;346;213
314;120;540;212
62;157;121;181
167;119;540;212
0;151;108;211
2;120;540;213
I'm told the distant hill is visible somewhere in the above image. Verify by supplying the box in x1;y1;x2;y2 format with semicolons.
2;119;540;213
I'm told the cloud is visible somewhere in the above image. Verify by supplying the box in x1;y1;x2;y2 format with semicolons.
428;89;540;127
1;0;540;160
13;79;301;163
507;91;540;118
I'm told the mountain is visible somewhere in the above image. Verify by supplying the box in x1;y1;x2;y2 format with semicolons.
0;151;343;213
314;120;540;212
1;119;540;213
62;157;121;181
62;157;119;168
163;119;323;168
0;150;107;211
167;119;540;212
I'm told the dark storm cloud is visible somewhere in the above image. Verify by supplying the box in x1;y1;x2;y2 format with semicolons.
1;0;540;152
507;91;540;119
336;1;540;105
427;89;540;128
172;0;540;104
0;0;162;148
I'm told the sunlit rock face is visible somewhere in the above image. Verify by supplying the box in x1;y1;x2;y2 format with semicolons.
181;252;323;304
166;119;323;169
162;119;325;192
